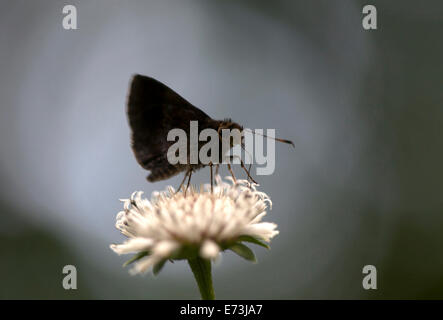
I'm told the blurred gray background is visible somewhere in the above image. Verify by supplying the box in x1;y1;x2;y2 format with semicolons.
1;0;443;299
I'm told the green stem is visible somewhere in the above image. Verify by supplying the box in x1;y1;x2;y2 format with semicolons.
187;256;215;300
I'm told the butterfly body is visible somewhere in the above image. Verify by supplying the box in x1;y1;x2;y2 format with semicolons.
127;74;242;182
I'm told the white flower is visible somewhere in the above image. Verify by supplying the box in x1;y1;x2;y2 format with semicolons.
110;176;279;275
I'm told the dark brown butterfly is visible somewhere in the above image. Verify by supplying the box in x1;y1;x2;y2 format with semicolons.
126;74;293;192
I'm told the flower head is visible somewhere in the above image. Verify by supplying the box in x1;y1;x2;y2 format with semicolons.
110;176;279;275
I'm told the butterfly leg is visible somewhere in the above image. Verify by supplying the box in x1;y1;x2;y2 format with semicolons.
240;159;258;184
227;155;256;184
176;170;190;194
184;169;193;197
209;162;214;193
226;163;236;183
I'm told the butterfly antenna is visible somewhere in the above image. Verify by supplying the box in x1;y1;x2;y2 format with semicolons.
240;142;254;164
245;129;295;149
240;142;257;184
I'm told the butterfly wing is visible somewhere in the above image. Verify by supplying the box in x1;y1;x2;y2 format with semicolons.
127;74;211;181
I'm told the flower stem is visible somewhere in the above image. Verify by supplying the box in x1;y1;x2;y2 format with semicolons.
187;257;215;300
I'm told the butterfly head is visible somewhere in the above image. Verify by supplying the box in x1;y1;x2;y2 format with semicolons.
216;118;244;148
218;118;243;132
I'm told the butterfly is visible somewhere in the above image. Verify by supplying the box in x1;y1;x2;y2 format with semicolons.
126;74;293;192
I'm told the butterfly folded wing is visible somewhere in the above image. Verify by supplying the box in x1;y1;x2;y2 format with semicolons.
127;74;211;182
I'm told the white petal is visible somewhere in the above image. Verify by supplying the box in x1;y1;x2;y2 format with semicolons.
130;256;161;275
250;211;267;224
241;222;279;242
110;238;154;255
200;240;220;259
152;240;179;257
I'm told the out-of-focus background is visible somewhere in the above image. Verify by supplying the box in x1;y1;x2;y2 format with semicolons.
1;0;443;299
